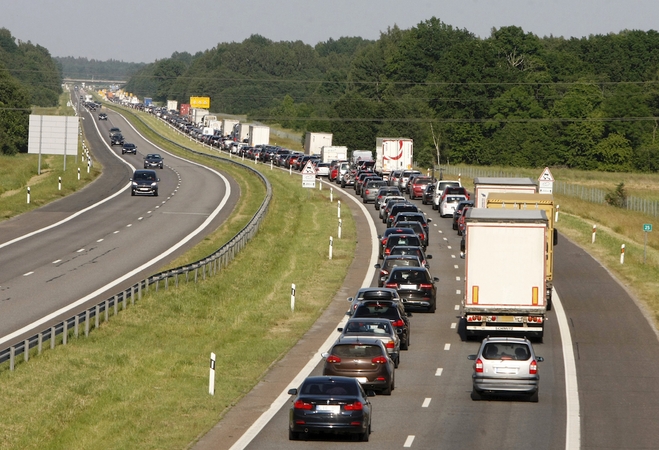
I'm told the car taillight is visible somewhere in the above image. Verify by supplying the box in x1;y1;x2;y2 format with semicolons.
294;400;313;410
372;356;388;364
530;360;538;374
385;341;395;349
380;269;389;277
381;238;387;245
344;401;363;411
419;283;433;289
391;319;404;327
475;358;483;373
385;248;391;255
420;233;425;241
326;355;341;363
385;282;398;289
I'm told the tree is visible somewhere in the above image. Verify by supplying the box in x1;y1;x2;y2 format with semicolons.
0;63;30;154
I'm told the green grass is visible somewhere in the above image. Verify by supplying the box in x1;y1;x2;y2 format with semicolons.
0;106;356;449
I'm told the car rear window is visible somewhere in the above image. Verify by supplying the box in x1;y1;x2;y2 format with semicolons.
301;381;358;396
332;344;382;358
390;269;429;283
383;258;421;270
388;235;421;247
354;304;400;320
482;343;531;360
344;321;393;335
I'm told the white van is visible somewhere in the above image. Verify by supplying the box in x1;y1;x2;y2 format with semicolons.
432;180;462;210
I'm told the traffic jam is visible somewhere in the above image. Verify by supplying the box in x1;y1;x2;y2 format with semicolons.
285;142;554;442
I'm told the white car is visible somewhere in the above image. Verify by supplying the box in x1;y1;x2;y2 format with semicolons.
315;162;331;177
440;195;468;218
433;180;462;210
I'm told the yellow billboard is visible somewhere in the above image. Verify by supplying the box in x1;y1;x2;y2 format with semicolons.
190;96;211;109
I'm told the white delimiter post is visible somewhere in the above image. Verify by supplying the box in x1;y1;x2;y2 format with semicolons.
291;284;296;312
620;244;625;264
27;187;30;204
209;353;216;395
592;225;597;244
555;205;560;223
337;201;341;219
329;236;333;260
330;188;333;203
338;219;342;239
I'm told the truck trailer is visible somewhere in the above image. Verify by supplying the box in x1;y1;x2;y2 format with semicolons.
473;177;537;208
485;193;558;310
375;138;413;181
222;119;239;137
249;125;270;146
462;209;548;341
304;132;333;155
320;146;348;163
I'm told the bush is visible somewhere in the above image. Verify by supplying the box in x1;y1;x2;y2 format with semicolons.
605;182;627;208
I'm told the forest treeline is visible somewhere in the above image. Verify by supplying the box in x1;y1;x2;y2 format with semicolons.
55;57;145;82
0;28;62;154
124;18;659;172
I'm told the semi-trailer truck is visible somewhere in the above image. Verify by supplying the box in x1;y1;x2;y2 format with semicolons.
473;177;537;208
375;138;413;181
462;209;548;341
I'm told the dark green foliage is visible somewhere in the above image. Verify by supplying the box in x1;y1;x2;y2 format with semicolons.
605;182;628;207
0;63;30;155
119;19;659;172
55;56;146;80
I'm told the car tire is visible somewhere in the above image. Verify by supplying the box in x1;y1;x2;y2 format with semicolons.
529;391;539;402
471;389;482;401
360;424;371;442
457;229;462;236
154;190;158;197
429;303;436;313
131;190;135;196
394;355;400;368
453;222;458;230
289;429;299;441
432;203;437;210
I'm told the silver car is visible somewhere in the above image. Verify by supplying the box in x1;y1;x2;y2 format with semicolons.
338;318;401;367
468;337;544;402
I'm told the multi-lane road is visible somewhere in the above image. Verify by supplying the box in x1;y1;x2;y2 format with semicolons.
0;104;240;349
196;171;659;450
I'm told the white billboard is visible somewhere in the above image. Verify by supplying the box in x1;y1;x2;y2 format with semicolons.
28;115;79;156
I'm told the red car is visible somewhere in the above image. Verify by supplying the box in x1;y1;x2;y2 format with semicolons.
409;176;433;200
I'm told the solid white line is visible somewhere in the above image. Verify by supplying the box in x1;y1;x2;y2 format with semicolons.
0;116;233;347
422;398;431;408
52;260;61;264
435;368;443;376
23;272;33;277
228;179;379;450
553;288;581;449
404;435;415;447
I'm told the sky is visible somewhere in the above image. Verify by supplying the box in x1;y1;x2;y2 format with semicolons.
2;0;659;63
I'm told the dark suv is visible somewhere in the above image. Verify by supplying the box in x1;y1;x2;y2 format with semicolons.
130;169;159;196
111;134;124;146
144;153;164;169
352;300;411;350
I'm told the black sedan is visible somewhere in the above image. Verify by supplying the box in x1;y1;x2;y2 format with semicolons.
144;153;164;169
288;376;374;441
130;169;159;196
384;266;439;313
121;142;137;155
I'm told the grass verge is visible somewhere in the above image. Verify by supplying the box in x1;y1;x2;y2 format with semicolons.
0;107;356;449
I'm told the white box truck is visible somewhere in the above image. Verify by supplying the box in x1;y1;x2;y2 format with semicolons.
190;108;209;126
249;125;270;146
320;146;348;163
166;100;178;112
462;209;548;341
222;119;239;137
235;123;251;142
473;177;537;208
375;138;413;180
304;132;332;155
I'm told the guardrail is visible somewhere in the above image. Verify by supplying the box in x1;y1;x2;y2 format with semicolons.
0;108;272;371
440;165;659;217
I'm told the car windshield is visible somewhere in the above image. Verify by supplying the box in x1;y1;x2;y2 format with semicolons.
301;380;358;396
332;344;382;358
147;154;161;159
390;269;428;283
134;172;156;181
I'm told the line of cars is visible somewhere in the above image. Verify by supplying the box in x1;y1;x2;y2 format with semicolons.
288;167;546;441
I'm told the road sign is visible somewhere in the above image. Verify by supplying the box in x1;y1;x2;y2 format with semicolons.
644;223;652;232
302;160;317;188
538;167;554;194
538;167;555;182
302;161;317;175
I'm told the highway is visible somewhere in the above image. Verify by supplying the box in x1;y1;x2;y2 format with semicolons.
0;104;240;348
196;172;659;450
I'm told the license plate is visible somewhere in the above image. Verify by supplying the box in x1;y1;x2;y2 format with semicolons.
355;377;369;384
495;326;514;331
316;405;340;413
400;285;417;290
498;316;515;322
495;367;519;375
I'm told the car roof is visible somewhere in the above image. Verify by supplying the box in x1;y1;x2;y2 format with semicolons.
334;336;386;346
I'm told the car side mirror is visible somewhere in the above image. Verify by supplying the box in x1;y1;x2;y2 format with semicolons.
374;264;381;269
337;327;344;332
321;352;329;359
467;355;476;360
347;297;353;303
536;356;544;362
288;388;298;395
426;255;432;259
433;277;440;282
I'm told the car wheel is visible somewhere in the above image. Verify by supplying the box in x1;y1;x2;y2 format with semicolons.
289;429;299;441
529;391;539;403
360;424;371;442
453;222;458;230
401;335;408;350
457;229;462;236
131;190;135;196
471;389;482;401
341;181;345;188
154;190;158;197
429;303;436;313
432;203;437;210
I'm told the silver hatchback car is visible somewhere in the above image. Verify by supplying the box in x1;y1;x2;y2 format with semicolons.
468;337;544;402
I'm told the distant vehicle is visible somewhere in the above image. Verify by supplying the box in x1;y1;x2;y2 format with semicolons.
121;142;137;155
130;169;159;196
287;376;374;441
109;127;121;137
110;134;124;146
467;336;544;402
98;113;108;120
440;194;468;218
433;180;461;210
384;266;439;313
374;254;423;287
144;153;164;169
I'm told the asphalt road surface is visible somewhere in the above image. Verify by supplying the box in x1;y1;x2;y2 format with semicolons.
0;104;240;349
